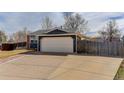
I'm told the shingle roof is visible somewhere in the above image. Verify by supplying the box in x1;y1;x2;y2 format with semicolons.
29;29;48;35
29;28;75;35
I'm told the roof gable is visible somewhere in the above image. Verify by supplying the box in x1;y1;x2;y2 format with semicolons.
45;29;68;34
30;28;72;35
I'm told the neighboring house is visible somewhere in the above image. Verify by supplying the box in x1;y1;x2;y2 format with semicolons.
91;36;121;42
27;28;82;53
91;37;105;42
106;37;121;42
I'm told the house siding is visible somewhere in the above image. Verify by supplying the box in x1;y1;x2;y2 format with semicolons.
28;35;38;50
28;29;81;53
27;35;30;49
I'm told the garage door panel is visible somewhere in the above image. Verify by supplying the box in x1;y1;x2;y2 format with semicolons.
41;37;73;53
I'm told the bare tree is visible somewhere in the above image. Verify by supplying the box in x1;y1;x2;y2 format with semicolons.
98;20;121;42
0;30;7;43
98;27;107;41
12;27;30;42
41;16;54;29
8;35;14;42
63;13;88;34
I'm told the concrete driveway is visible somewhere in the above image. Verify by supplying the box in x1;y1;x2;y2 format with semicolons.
0;53;123;80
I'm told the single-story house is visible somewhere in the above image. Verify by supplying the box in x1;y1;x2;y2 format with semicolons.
27;28;82;53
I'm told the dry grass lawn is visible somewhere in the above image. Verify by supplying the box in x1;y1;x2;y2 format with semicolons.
0;49;31;59
116;60;124;80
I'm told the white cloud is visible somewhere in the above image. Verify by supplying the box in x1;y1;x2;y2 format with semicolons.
0;12;124;37
0;12;63;35
79;12;124;36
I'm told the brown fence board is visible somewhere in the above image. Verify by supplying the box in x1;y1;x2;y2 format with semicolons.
77;40;124;58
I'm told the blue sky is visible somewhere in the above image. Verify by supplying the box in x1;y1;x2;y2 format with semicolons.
0;12;124;36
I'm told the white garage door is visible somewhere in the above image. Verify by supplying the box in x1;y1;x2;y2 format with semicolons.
40;37;73;53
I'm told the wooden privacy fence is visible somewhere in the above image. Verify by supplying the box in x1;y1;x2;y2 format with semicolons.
1;42;27;51
16;42;27;48
77;40;124;57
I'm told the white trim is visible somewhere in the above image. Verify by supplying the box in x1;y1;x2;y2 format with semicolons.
43;28;69;34
32;34;81;52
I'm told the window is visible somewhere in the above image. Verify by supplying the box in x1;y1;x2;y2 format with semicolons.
31;40;37;44
30;35;36;40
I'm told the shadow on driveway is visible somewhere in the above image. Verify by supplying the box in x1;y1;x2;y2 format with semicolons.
20;51;69;56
